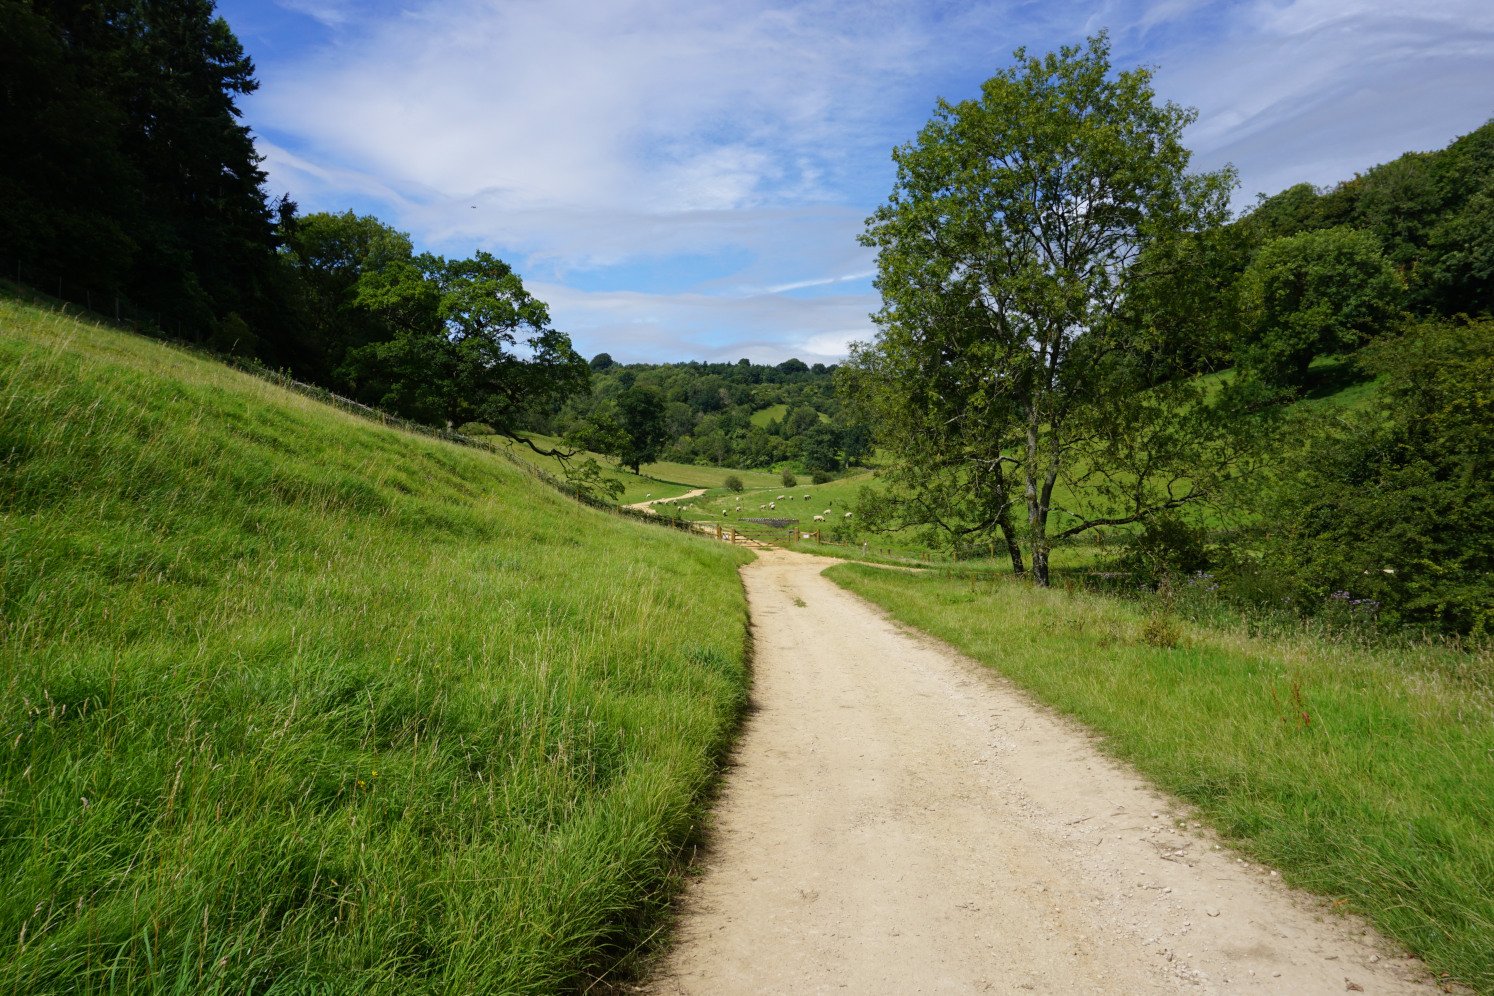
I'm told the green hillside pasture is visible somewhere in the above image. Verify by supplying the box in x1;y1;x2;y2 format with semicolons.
827;564;1494;992
663;473;951;563
0;298;754;994
641;458;781;490
509;433;782;496
748;403;787;427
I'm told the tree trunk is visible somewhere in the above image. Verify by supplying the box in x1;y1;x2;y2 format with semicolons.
1031;544;1050;587
998;508;1025;576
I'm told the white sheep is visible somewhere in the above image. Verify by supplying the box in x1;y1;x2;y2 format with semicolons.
813;514;825;522
778;495;786;500
822;509;832;516
769;502;776;509
844;511;853;518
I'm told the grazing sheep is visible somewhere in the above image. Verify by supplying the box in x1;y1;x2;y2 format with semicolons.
823;509;832;516
769;502;776;509
844;511;853;518
813;514;825;522
778;495;786;500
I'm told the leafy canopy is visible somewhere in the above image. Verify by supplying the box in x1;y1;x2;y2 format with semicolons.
850;32;1242;583
1236;227;1403;388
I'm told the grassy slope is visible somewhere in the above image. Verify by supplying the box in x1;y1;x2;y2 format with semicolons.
0;297;754;994
827;564;1494;992
748;402;787;427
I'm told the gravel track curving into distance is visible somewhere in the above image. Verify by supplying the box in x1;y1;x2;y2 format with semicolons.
625;488;707;512
646;547;1438;995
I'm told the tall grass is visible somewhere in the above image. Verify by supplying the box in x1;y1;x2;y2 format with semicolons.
0;297;753;993
827;563;1494;993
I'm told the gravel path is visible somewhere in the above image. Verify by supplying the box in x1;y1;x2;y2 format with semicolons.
646;547;1436;995
624;488;707;512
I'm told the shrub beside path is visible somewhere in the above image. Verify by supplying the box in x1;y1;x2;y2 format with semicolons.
646;547;1439;994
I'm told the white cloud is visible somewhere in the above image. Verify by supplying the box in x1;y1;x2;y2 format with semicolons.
1153;0;1494;204
235;0;1494;359
255;0;927;221
531;281;878;365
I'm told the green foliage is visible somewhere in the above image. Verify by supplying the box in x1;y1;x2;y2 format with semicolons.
1236;227;1403;388
557;359;855;472
780;469;797;487
827;564;1494;990
1119;514;1212;587
284;211;421;383
1421;185;1494;317
1247;317;1493;636
0;0;297;351
723;474;744;492
1228;120;1494;332
330;249;589;433
0;299;752;993
854;32;1240;583
614;386;668;473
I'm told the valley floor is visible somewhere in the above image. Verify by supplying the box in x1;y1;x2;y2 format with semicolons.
647;549;1437;995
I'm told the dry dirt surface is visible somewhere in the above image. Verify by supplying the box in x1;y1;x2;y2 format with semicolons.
646;547;1438;995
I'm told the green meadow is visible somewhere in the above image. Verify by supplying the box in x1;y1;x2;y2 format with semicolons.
505;431;785;498
0;297;753;994
827;563;1494;991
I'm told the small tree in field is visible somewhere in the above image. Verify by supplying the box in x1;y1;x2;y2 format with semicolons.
723;474;744;492
848;33;1247;584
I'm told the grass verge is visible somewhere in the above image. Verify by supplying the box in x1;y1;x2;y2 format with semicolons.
825;563;1493;992
1;296;754;994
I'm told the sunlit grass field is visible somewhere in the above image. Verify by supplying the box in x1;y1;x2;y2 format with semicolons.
0;297;754;994
828;564;1494;992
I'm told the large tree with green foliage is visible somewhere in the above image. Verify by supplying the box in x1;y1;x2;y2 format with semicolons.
614;387;668;473
849;33;1243;584
1235;227;1403;388
338;250;588;443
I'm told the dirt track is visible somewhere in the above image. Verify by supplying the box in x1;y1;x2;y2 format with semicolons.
624;488;707;512
647;547;1435;995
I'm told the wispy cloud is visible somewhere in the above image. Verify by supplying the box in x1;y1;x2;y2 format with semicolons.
530;281;878;365
271;0;353;28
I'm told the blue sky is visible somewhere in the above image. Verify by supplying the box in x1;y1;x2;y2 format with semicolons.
218;0;1494;364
